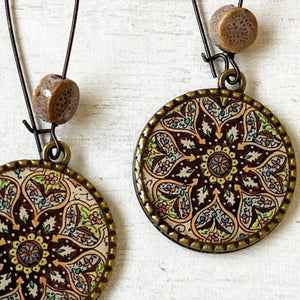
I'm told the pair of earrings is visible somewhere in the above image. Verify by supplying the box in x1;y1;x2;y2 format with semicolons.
0;0;296;299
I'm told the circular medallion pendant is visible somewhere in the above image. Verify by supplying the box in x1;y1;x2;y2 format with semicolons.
0;160;116;299
133;89;296;253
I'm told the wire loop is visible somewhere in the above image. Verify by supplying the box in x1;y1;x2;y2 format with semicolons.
4;0;80;160
42;141;71;165
218;69;246;93
191;0;244;85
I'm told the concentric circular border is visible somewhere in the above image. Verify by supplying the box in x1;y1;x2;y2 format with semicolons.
133;88;296;253
0;159;116;298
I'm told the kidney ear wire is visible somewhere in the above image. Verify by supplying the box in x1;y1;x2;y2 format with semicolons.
4;0;80;159
191;0;244;85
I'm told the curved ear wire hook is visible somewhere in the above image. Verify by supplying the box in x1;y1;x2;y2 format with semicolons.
62;0;80;79
5;0;42;157
191;0;243;85
191;0;217;78
4;0;80;159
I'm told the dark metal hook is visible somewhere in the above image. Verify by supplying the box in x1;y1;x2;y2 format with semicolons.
5;0;43;157
22;121;61;160
227;53;241;85
201;52;241;85
202;53;229;71
62;0;80;79
191;0;217;78
4;0;80;159
49;124;61;160
191;0;243;85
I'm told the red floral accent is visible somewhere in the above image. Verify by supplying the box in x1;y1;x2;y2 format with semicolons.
147;147;152;157
45;173;57;185
89;211;102;225
157;201;170;215
259;217;269;227
207;232;219;243
95;273;102;282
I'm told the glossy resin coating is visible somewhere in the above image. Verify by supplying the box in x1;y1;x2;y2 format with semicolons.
0;160;116;299
133;89;296;253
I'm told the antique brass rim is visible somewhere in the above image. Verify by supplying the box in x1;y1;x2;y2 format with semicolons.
133;88;296;253
0;159;116;298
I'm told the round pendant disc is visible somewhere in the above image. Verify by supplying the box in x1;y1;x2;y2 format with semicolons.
0;160;116;299
133;89;296;253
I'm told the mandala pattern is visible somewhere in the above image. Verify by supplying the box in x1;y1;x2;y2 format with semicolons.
135;89;295;251
0;162;114;299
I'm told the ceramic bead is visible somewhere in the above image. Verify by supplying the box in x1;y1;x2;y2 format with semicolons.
208;5;258;53
32;74;80;124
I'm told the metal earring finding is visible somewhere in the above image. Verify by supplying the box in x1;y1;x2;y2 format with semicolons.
133;0;296;253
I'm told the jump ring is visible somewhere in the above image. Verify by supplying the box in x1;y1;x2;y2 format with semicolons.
42;141;71;165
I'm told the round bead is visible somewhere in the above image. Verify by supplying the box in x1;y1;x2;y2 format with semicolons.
208;5;258;53
32;74;80;124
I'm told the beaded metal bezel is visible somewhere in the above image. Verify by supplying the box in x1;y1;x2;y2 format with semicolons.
133;88;296;253
0;159;116;298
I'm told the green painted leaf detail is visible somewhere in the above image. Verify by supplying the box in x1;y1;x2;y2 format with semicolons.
219;232;228;238
0;179;9;190
257;112;280;139
80;207;89;219
33;175;45;182
145;137;160;170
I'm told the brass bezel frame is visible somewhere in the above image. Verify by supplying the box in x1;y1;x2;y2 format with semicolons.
0;159;116;299
133;88;296;253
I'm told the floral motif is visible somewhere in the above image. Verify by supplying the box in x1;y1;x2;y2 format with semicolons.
141;94;290;245
201;145;238;185
153;180;194;222
10;233;49;275
207;232;219;243
45;173;57;185
0;166;109;299
157;201;170;215
88;211;103;225
259;217;269;227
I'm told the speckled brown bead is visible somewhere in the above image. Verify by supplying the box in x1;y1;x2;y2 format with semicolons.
208;5;258;53
32;74;80;125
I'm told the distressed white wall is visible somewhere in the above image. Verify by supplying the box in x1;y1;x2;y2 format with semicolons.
0;1;299;299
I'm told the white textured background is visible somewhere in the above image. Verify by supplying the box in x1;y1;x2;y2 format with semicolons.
0;1;300;299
